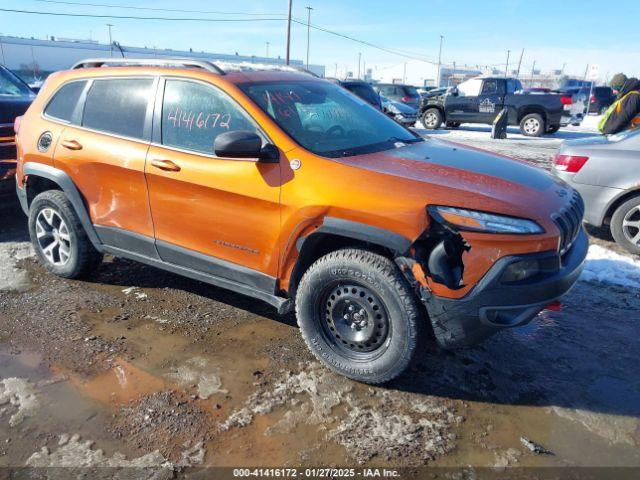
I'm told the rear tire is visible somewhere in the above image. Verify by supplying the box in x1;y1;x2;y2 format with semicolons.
610;196;640;255
295;248;421;384
519;113;545;137
28;190;102;279
421;108;443;129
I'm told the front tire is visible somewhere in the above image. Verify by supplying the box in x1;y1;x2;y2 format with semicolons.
546;124;560;134
421;108;443;129
519;113;545;137
610;196;640;255
295;249;421;384
28;190;102;278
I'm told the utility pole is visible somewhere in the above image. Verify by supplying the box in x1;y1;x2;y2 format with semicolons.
357;52;361;79
334;62;338;77
515;48;524;79
265;42;270;58
505;50;510;77
436;35;443;88
305;5;313;69
529;60;536;87
0;37;5;65
285;0;293;65
106;23;113;58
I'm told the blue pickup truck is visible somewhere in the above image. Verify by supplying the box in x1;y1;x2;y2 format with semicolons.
418;77;582;137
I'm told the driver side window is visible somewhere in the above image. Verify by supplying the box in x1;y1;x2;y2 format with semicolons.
481;80;498;95
161;79;257;155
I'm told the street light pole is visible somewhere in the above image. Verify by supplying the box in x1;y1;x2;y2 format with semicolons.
437;35;443;88
305;5;313;69
106;23;113;58
265;42;270;58
285;0;293;65
516;48;524;79
357;52;361;79
505;50;510;78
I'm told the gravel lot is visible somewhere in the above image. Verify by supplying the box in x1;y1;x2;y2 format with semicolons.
1;117;639;475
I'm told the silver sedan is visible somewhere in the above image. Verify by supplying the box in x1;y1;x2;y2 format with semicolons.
551;128;640;254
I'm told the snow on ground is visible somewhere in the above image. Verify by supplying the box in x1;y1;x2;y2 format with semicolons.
581;244;640;289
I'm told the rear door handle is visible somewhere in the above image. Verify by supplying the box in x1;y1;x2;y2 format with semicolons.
150;158;181;172
61;139;82;150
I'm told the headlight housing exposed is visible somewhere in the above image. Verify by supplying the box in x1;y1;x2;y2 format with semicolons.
429;206;544;234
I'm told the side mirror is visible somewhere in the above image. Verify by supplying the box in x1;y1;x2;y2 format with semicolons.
214;131;279;163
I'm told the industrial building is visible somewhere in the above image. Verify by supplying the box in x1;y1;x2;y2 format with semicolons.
0;35;325;82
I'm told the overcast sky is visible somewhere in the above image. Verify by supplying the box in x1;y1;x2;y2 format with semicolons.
2;0;639;80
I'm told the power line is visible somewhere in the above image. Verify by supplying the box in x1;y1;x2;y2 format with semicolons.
290;19;438;64
1;6;440;65
0;8;286;22
29;0;287;16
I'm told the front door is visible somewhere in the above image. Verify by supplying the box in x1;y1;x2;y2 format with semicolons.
145;78;282;283
475;79;504;123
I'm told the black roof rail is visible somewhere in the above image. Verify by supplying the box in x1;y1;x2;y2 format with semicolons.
71;58;226;75
72;57;322;78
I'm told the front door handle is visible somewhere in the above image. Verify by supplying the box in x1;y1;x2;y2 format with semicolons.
61;139;83;151
150;158;181;172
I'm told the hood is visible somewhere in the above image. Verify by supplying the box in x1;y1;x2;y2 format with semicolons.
337;138;572;222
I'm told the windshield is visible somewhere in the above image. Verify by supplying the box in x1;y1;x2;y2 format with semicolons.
241;80;422;158
402;86;420;98
0;67;34;97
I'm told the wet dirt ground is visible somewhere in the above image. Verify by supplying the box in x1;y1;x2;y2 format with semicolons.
1;128;640;476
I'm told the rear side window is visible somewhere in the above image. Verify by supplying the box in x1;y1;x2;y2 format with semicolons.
44;81;86;122
82;78;154;140
161;79;258;155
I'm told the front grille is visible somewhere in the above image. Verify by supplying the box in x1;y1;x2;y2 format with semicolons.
552;191;585;255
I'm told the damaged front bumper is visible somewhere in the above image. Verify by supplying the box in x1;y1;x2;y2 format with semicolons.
418;227;588;348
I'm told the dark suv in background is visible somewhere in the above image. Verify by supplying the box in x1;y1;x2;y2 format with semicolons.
335;79;382;109
0;64;36;199
373;83;421;109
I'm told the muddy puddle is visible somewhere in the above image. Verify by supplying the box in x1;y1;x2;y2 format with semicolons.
1;199;640;470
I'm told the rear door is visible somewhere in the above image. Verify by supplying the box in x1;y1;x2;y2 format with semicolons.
51;77;157;252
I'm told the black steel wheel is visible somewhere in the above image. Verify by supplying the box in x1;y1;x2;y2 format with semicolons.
296;248;422;384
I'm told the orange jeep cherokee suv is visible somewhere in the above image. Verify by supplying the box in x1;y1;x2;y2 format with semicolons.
15;58;588;383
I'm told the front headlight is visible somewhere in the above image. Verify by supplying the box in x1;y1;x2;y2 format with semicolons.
429;206;544;234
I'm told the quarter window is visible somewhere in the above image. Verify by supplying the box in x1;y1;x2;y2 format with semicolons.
44;81;86;122
82;78;154;140
161;80;258;155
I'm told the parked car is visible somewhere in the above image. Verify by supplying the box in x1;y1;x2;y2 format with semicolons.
421;86;449;98
552;128;640;254
419;77;581;136
588;86;615;115
334;79;382;109
16;58;587;383
416;86;436;97
380;95;418;126
372;83;421;109
0;64;36;199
